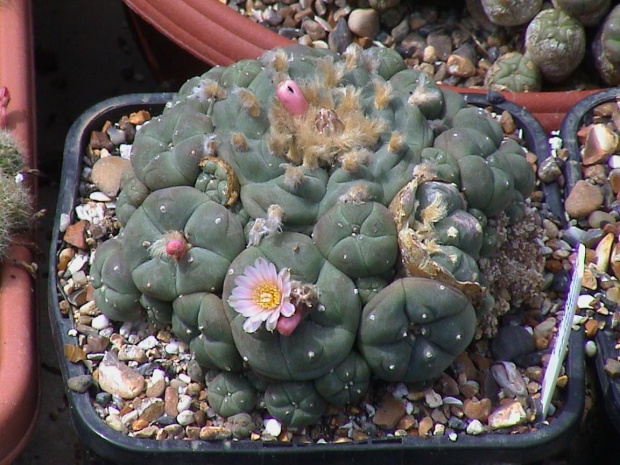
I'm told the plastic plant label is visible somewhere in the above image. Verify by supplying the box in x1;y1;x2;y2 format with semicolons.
540;243;585;418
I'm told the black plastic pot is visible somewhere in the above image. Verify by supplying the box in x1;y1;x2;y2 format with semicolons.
560;88;620;434
49;93;584;465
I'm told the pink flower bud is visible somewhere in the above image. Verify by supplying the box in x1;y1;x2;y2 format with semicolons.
276;79;308;116
166;238;187;260
276;307;304;336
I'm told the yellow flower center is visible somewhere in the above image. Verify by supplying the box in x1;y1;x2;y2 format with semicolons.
253;283;281;310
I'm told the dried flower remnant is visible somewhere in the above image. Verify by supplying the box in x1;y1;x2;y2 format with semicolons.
228;257;295;333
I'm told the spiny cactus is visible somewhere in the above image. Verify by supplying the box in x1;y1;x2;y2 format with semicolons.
91;44;540;427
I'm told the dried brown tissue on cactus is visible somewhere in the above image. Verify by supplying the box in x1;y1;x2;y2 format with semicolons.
72;44;555;438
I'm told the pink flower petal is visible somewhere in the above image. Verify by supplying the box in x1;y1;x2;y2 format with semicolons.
243;316;263;333
280;301;296;318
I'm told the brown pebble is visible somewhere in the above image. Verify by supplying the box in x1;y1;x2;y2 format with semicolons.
565;180;604;219
372;394;406;430
63;220;90;250
499;111;516;134
199;426;233;441
582;123;618;166
417;416;433;438
91;156;132;198
585;319;600;338
57;248;75;272
446;54;476;77
89;130;115;151
462;398;492;422
396;414;416;430
128;110;150;125
131;419;149;431
146;378;166;398
64;344;86;363
604;358;620;378
164;386;179;417
487;401;527;430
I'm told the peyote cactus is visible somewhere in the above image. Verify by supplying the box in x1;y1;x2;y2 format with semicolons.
91;44;540;427
524;8;586;83
593;5;620;86
0;116;34;262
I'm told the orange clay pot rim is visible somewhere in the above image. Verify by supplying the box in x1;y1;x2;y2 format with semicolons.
122;0;604;133
0;0;38;464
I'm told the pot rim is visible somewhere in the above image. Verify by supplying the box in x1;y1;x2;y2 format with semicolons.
0;0;39;463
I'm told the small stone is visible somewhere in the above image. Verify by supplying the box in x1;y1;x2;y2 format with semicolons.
372;394;406;430
426;32;452;61
585;319;600;338
106;414;127;433
146;378;166;398
487;401;527;430
90;314;110;330
462;398;492;422
424;389;443;408
176;410;195;426
134;425;159;438
67;374;93;393
396;414;416;430
118;345;147;363
200;426;233;441
537;156;562;183
177;394;192;412
98;351;145;399
582;123;619;166
128;110;150;125
417;416;433;438
64;344;86;363
90;130;114;151
186;360;204;385
585;340;598;357
328;17;352;54
91;156;132;198
589;210;617;229
490;325;535;362
466;419;485;435
565;180;604;219
63;220;89;250
446;54;476;77
164;386;179;417
533;318;556;341
138;335;160;350
348;9;380;38
595;233;615;272
264;418;282;437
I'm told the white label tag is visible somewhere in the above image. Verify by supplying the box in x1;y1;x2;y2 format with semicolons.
540;243;585;418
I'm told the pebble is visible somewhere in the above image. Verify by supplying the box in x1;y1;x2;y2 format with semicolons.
264;418;282;437
200;426;233;441
328;17;352;54
97;352;145;399
67;374;93;393
490;325;535;362
91;155;132;198
372;394;406;430
90;314;110;330
604;358;620;378
462;398;492;422
138;335;160;350
466;419;486;435
585;340;598;357
176;410;196;426
63;220;89;250
347;9;380;39
565;180;604;219
417;416;433;437
487;401;527;430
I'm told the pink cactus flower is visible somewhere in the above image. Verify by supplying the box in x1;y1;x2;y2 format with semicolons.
228;257;296;333
276;79;308;116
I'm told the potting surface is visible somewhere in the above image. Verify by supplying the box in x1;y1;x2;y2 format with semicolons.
16;0;620;464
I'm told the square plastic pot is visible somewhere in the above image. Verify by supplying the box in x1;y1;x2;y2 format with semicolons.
49;91;585;465
0;0;39;463
560;87;620;434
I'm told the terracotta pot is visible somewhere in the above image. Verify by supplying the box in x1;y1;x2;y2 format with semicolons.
0;0;39;463
122;0;602;134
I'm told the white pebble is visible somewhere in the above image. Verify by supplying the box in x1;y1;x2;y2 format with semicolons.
264;418;282;437
89;191;111;202
178;373;192;384
119;144;132;159
585;340;598;357
90;314;111;330
390;382;408;398
119;322;134;338
138;335;159;350
151;369;166;383
59;213;71;232
577;294;596;309
67;253;89;276
609;155;620;169
177;394;192;412
176;410;195;426
466;419;485;435
165;341;180;355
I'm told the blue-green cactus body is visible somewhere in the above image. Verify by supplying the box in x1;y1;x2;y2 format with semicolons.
358;277;476;385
